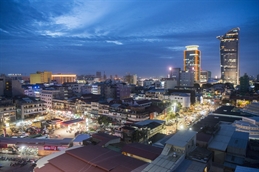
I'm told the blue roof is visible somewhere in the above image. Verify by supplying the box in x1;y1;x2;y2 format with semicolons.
73;134;91;142
235;165;259;172
175;159;192;172
250;116;259;122
175;159;206;172
225;154;244;165
228;131;249;149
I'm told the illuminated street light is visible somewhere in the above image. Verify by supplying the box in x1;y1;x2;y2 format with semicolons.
172;102;177;112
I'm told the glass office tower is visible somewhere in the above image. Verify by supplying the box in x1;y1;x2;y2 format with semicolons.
217;27;240;85
184;45;201;82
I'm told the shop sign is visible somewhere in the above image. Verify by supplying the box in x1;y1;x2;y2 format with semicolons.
44;145;57;151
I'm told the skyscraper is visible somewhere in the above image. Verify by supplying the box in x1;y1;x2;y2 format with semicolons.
184;45;201;82
217;27;240;85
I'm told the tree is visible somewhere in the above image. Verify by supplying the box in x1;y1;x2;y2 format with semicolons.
97;116;113;126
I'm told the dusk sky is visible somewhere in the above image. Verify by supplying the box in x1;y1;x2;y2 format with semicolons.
0;0;258;78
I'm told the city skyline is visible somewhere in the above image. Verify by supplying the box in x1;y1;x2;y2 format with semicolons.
0;0;259;78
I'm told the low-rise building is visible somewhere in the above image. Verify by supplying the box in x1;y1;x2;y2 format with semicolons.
208;123;250;171
40;89;60;110
233;117;259;139
142;130;197;172
241;102;259;116
51;74;76;84
0;99;16;122
121;142;162;163
167;93;191;108
15;97;46;119
134;119;165;141
145;89;165;100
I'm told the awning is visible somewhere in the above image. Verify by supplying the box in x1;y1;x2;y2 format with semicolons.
61;119;84;126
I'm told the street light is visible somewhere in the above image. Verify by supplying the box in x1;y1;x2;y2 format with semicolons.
172;102;177;112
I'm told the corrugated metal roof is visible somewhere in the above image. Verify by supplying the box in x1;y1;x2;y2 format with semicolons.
121;143;162;161
174;159;207;172
227;131;249;149
208;123;235;151
73;134;91;143
165;130;196;147
225;154;244;165
34;163;63;172
235;165;259;172
36;144;147;172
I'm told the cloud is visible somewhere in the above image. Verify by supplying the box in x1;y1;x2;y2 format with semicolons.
0;28;9;34
106;40;123;45
167;46;185;51
159;56;175;59
51;1;110;30
39;30;65;37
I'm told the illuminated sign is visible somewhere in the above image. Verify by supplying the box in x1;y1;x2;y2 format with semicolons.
44;145;57;151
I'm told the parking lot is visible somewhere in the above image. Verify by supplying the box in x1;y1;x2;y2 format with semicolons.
0;154;39;172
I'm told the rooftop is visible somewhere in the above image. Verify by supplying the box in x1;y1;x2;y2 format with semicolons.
121;143;162;161
142;152;185;172
91;132;120;147
213;106;242;116
188;147;212;163
208;123;235;151
196;132;213;143
61;118;84;126
192;114;241;132
35;144;147;172
134;119;165;126
227;131;249;150
0;137;72;146
235;165;259;172
73;134;91;143
166;130;197;147
136;99;152;104
174;159;207;172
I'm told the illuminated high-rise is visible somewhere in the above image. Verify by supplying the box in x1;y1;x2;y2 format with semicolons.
30;71;52;84
184;45;201;82
217;27;240;85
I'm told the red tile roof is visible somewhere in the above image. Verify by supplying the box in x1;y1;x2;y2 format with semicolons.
92;132;120;146
34;163;63;172
121;143;162;160
48;153;90;172
35;144;147;172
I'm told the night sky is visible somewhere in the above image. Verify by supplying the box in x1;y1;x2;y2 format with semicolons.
0;0;258;78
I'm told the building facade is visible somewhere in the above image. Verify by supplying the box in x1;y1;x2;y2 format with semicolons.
124;74;137;85
200;71;211;83
180;71;194;87
16;97;46;119
217;27;240;85
239;73;249;93
0;99;16;123
184;45;201;82
40;89;60;110
51;74;76;84
161;78;178;90
30;71;52;84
